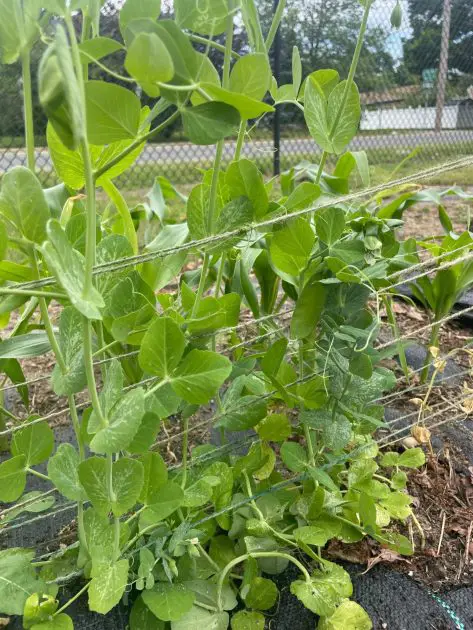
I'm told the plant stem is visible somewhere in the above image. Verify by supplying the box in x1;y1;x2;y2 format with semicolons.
421;321;441;383
0;287;67;300
328;0;372;140
215;253;226;299
27;468;50;481
217;552;311;611
21;50;35;171
188;33;240;58
265;0;287;51
190;253;211;319
383;295;410;384
54;581;90;617
234;120;247;161
93;109;181;181
314;151;328;185
180;416;189;490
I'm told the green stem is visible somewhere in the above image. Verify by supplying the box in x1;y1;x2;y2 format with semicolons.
83;318;106;427
180;416;189;490
27;468;50;481
314;151;328;185
0;287;67;300
217;552;311;611
197;543;221;573
383;295;410;384
54;581;90;617
190;253;211;319
0;405;19;422
93;109;181;182
265;0;287;51
188;33;240;58
421;321;441;383
234;120;247;161
215;253;226;300
21;49;35;171
328;0;372;140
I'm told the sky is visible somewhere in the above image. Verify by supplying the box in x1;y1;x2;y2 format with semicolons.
369;0;412;60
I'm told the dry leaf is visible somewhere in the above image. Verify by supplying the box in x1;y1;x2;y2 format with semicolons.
409;398;424;407
363;549;410;573
412;425;431;444
429;346;440;359
461;399;473;414
402;436;419;449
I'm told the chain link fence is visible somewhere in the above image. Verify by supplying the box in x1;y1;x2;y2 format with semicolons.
0;0;472;191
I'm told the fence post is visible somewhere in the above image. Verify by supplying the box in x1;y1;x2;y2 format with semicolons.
273;0;281;176
435;0;452;133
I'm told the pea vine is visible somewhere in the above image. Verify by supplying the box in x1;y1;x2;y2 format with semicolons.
0;1;435;629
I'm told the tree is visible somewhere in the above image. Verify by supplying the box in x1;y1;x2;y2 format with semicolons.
404;0;473;76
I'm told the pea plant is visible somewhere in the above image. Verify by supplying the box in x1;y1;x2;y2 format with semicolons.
0;1;426;629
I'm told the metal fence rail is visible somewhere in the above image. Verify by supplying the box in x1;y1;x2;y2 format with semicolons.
0;0;472;188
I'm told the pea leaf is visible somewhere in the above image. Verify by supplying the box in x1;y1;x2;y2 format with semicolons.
148;481;184;520
231;610;265;630
139;317;186;378
139;452;168;504
78;456;144;517
318;600;372;630
31;613;73;629
89;387;145;454
226;159;268;218
119;0;162;37
280;442;308;473
82;508;117;571
171;349;232;404
201;83;274;119
0;333;51;359
130;595;165;630
41;219;105;320
51;307;87;396
294;516;342;547
79;36;124;63
291;281;326;340
270;218;315;276
230;53;271;101
11;421;54;466
349;353;373;380
127;412;161;454
47;443;84;501
398;447;426;469
290;562;352;617
315;207;346;245
142;583;194;621
0;167;50;244
256;413;291;442
0;455;26;502
175;0;229;35
181;102;240;145
125;32;174;97
85;81;141;145
88;559;129;614
170;605;229;629
0;548;45;615
245;577;278;610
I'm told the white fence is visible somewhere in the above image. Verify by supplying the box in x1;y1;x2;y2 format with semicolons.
360;106;459;131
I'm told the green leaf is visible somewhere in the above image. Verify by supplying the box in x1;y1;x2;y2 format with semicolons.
127;412;161;454
291;281;326;340
226;159;268;218
31;613;73;630
294;516;342;547
131;595;165;630
0;0;23;64
290;562;352;617
184;579;237;611
318;600;372;630
142;583;194;621
181;102;240;145
41;219;104;320
261;338;288;379
0;166;50;244
0;358;28;407
270;218;315;276
0;455;26;502
125;32;174;97
187;294;241;334
380;492;412;520
0;220;7;261
139;317;185;378
349;353;373;380
51;307;87;396
201;83;274;119
230;53;271;101
0;548;44;616
96;234;135;296
398;447;426;469
119;0;162;37
292;46;302;97
148;481;184;520
170;606;229;630
256;413;291;442
280;441;308;473
79;36;124;63
89;387;145;454
315;207;346;245
171;349;232;404
88;559;129;614
175;0;229;35
11;421;54;466
82;507;117;571
47;443;84;501
0;333;51;359
285;182;321;211
231;610;265;630
85;81;141;145
139;452;168;504
78;456;144;517
327;81;361;154
245;577;278;610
